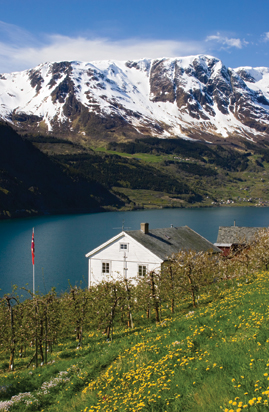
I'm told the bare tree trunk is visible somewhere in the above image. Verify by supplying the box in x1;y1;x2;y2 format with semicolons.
71;289;82;343
169;266;175;314
9;308;15;371
187;267;197;308
6;297;16;371
150;272;160;322
44;310;48;364
35;303;38;368
106;287;119;340
39;319;44;365
124;279;133;328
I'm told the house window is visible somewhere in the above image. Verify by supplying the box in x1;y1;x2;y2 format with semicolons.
120;243;128;251
102;262;110;274
138;265;147;277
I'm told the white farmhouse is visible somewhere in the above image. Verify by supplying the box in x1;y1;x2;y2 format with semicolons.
85;223;220;287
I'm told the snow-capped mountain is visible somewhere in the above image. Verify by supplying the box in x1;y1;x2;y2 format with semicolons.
1;55;269;143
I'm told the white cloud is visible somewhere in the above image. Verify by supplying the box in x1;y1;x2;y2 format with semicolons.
263;32;269;42
0;32;208;73
206;33;245;49
17;34;206;63
0;21;250;73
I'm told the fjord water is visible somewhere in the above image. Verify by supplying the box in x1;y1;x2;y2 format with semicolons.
1;207;269;296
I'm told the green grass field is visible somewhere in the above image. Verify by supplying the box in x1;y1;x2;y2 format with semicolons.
91;145;269;209
93;147;171;164
1;270;269;411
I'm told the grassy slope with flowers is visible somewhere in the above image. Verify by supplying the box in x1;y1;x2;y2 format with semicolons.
1;271;269;411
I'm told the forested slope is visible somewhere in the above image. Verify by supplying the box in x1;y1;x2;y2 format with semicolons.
0;123;122;218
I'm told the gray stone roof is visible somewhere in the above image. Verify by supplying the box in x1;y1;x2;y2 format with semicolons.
126;225;220;260
215;226;264;245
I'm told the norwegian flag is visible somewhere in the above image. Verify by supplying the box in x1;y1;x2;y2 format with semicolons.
31;228;35;265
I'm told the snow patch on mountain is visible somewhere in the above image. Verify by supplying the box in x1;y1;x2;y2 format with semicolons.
0;55;269;142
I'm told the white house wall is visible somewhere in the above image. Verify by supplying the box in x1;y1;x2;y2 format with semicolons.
87;233;163;286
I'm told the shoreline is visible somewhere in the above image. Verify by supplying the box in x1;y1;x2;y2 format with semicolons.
1;202;268;221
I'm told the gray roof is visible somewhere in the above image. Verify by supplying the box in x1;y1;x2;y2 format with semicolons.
126;225;220;260
215;226;264;245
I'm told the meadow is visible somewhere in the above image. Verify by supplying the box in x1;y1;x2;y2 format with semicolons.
1;236;269;411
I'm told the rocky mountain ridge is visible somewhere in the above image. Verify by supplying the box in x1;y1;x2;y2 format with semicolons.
1;55;269;143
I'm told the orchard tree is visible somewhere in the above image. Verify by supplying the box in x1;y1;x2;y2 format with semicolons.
1;295;19;371
134;270;161;322
166;249;220;308
91;276;127;339
248;228;269;271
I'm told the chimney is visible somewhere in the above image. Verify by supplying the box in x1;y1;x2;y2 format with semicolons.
141;222;149;234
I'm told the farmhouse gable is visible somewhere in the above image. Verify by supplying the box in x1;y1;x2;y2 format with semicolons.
85;223;220;287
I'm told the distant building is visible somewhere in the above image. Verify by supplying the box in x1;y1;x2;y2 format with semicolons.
85;223;220;287
214;225;264;256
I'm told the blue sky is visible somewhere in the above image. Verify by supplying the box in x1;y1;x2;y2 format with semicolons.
0;0;269;73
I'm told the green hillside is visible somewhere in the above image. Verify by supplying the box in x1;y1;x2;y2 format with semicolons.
3;122;269;217
0;123;123;218
34;135;269;210
2;237;269;411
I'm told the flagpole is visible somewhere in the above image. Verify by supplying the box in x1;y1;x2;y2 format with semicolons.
33;261;35;296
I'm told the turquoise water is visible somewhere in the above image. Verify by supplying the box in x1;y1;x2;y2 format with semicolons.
1;207;269;296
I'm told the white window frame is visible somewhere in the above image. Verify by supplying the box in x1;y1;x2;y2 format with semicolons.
138;264;147;277
119;243;129;252
102;261;110;274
